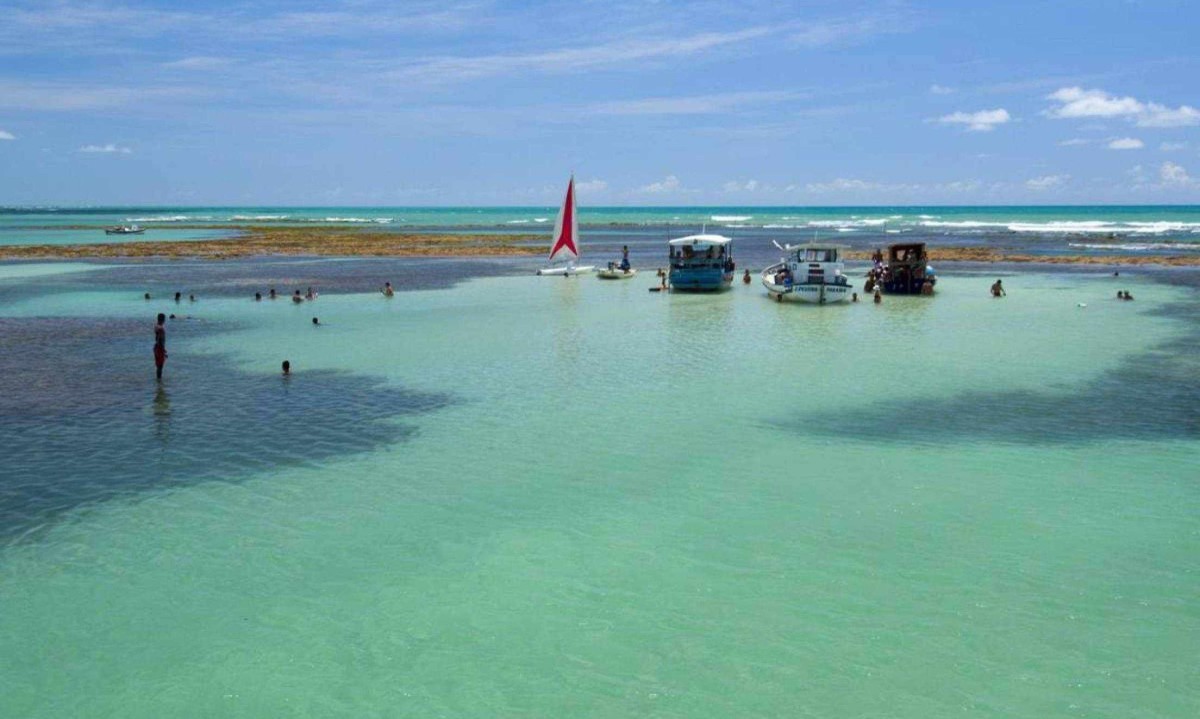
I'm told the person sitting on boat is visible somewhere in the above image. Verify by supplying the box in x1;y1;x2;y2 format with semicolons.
991;279;1006;297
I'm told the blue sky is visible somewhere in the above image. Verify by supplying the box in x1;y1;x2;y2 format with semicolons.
1;0;1198;205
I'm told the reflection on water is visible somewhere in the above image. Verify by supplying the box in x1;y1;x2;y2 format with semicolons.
152;384;171;447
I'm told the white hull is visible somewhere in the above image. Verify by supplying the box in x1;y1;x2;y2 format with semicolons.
596;268;637;279
762;275;852;304
537;264;595;276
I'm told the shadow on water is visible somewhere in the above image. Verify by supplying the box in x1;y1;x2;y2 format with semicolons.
0;316;453;544
775;295;1200;446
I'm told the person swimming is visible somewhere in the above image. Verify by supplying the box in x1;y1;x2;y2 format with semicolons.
144;292;151;300
255;292;262;301
743;269;751;284
306;286;316;300
269;288;277;299
382;282;394;297
292;290;304;304
312;317;319;325
189;294;196;302
174;292;181;303
282;360;291;375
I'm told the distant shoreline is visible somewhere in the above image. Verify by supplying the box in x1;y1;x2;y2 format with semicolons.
1;225;1199;266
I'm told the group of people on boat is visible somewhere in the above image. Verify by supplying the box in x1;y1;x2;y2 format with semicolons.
772;266;795;287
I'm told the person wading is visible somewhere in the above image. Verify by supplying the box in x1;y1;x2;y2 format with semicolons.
153;312;168;380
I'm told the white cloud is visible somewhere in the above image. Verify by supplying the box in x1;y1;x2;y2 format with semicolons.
1045;87;1200;128
594;90;797;116
804;178;883;192
0;81;203;111
162;56;230;70
929;84;954;95
637;175;682;194
939;179;983;193
1107;137;1144;150
800;178;980;194
935;108;1010;132
391;27;773;83
722;179;761;192
0;129;14;140
1160;161;1191;185
1058;138;1090;146
1026;174;1069;191
1160;141;1188;152
78;143;132;154
1139;104;1200;128
574;179;608;193
789;9;916;48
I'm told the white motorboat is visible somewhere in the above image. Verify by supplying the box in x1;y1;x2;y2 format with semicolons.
536;176;595;276
762;242;853;304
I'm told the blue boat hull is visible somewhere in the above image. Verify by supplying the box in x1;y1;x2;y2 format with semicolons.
669;268;733;292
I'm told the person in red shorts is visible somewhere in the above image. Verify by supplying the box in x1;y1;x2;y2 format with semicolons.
154;313;168;380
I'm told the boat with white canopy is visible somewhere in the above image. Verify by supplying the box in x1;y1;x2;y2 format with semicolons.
667;234;734;291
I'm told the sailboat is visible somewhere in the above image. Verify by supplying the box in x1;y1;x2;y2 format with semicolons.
536;176;595;276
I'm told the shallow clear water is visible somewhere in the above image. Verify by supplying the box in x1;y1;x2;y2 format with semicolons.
1;260;1197;717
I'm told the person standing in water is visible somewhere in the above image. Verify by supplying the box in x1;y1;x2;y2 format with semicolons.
743;269;751;284
382;282;395;297
153;313;168;380
991;279;1006;297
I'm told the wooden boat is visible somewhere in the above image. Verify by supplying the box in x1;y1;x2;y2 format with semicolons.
867;242;935;295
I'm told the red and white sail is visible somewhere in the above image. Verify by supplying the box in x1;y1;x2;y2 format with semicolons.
547;176;580;263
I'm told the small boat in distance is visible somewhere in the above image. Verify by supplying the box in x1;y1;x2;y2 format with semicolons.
104;224;145;235
667;234;734;291
762;242;853;304
867;242;935;295
536;177;595;276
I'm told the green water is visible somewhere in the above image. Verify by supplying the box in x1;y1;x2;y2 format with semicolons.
2;271;1198;717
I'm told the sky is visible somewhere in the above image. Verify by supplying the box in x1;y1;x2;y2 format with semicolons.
1;0;1199;206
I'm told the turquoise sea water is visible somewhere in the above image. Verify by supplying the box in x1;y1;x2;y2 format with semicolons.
1;258;1198;716
4;205;1200;258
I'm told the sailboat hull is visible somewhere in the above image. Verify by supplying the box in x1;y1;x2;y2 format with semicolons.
536;265;595;276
